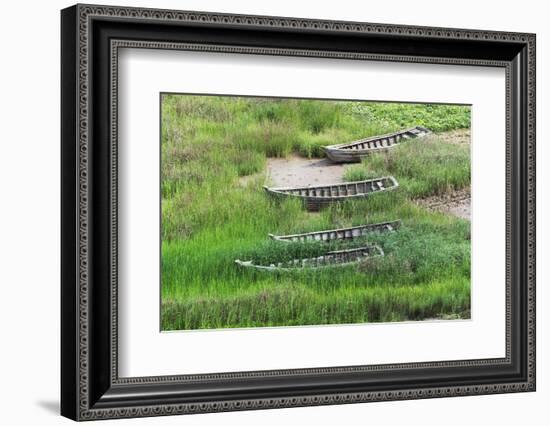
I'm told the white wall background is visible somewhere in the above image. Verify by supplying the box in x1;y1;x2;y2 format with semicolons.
0;0;546;424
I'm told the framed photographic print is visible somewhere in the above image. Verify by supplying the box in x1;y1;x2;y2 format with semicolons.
61;4;536;421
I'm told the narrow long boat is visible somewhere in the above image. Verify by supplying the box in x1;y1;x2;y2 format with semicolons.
323;126;431;163
235;245;384;272
263;176;399;211
269;220;401;243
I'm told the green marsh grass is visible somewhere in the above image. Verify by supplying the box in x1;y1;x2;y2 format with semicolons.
161;94;471;330
344;136;471;199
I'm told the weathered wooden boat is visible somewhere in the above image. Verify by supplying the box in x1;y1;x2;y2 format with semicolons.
269;220;401;243
263;176;399;211
323;126;431;163
235;245;384;272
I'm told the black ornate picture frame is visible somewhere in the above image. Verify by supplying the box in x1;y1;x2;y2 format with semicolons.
61;4;536;421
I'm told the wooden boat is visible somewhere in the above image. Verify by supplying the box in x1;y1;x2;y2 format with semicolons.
235;245;384;272
323;126;431;163
263;176;399;211
269;220;401;243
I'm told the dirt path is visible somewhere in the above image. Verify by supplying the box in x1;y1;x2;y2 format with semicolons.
265;155;348;187
434;128;471;145
415;189;471;221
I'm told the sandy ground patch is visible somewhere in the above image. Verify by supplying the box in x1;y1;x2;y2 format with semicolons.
265;155;348;187
415;189;471;221
432;128;470;144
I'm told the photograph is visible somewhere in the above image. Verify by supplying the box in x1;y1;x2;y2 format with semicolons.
160;94;472;331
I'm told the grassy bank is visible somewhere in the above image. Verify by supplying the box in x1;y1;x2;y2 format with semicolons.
161;94;471;330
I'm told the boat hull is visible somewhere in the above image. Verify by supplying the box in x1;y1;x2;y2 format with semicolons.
264;177;399;211
269;220;401;243
324;126;431;163
235;245;384;272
